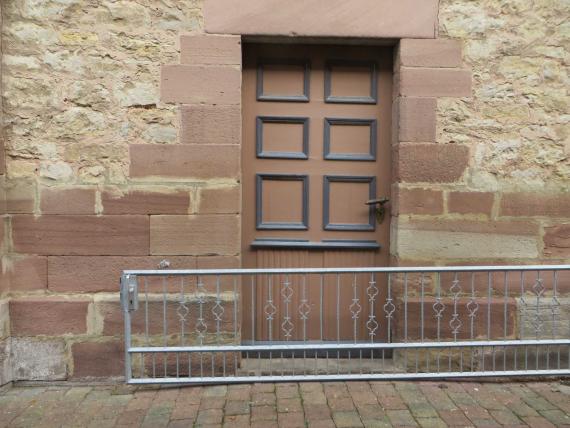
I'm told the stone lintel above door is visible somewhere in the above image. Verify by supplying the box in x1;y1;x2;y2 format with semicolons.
204;0;439;39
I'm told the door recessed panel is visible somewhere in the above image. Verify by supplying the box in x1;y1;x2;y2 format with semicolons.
325;60;378;104
323;175;376;231
257;116;309;159
324;118;377;161
256;174;309;230
257;59;310;102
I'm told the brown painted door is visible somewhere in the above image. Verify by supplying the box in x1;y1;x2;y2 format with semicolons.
242;43;392;343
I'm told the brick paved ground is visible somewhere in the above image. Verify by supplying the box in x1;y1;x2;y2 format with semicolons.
1;381;569;427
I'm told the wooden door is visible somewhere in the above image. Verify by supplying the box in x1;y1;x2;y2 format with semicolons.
242;43;393;344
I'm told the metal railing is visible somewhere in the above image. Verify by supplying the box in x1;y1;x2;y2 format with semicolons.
120;265;570;384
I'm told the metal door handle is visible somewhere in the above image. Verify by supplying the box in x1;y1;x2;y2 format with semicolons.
365;197;390;224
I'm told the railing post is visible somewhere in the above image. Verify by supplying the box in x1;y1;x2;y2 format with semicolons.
120;274;138;383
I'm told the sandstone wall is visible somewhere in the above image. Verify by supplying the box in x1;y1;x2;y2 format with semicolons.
0;0;568;381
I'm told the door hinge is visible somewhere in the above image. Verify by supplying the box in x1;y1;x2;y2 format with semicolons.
121;274;138;312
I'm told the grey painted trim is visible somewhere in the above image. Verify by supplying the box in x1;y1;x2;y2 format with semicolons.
256;58;310;102
324;60;378;104
251;239;380;250
256;116;309;159
323;118;377;161
256;173;309;230
323;175;376;231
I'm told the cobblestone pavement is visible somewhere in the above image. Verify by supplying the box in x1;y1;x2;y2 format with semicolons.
1;381;570;427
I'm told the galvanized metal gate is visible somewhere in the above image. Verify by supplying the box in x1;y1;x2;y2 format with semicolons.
120;265;570;384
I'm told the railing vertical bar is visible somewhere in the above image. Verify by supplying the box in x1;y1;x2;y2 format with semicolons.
553;270;560;369
404;272;408;371
503;271;508;371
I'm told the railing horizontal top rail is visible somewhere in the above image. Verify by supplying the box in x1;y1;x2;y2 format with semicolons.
123;264;570;276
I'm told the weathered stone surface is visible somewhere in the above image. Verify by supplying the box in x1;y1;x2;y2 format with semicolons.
1;256;47;291
400;67;472;97
180;34;241;65
448;191;494;216
40;187;96;214
0;340;12;386
180;105;241;145
397;97;437;143
500;193;570;218
12;215;150;255
0;179;35;213
10;298;90;336
161;65;241;105
72;340;124;379
102;189;190;214
543;224;570;258
394;187;443;216
129;144;240;179
48;256;197;292
11;338;67;381
397;143;470;183
205;0;439;38
395;219;540;260
151;215;240;255
198;186;240;214
399;39;463;68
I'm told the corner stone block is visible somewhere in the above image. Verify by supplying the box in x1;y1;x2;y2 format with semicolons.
11;338;67;381
12;215;150;255
397;97;437;142
399;39;463;68
161;64;241;105
400;67;472;97
150;215;240;255
198;186;240;214
395;219;540;260
71;340;124;379
180;104;241;145
0;179;35;214
397;143;469;183
180;34;241;65
129;144;240;179
394;187;443;216
10;298;90;336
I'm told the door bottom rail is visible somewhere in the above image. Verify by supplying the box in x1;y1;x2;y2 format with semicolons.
121;265;570;384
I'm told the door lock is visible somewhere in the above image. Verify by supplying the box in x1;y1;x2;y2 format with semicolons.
365;197;390;224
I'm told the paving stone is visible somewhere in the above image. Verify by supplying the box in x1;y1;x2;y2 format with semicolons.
277;411;305;427
196;408;224;425
333;411;364;428
223;414;250;427
439;409;473;426
387;409;419;427
417;417;448;428
276;397;302;413
490;409;523;425
251;405;277;421
521;416;556;427
539;409;570;425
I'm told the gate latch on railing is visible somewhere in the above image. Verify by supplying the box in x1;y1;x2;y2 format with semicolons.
366;197;390;224
120;274;138;312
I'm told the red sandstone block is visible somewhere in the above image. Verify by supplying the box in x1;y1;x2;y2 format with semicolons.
397;97;437;142
198;186;240;214
161;65;240;105
397;143;469;183
394;187;443;215
180;34;241;65
102;190;190;215
72;340;124;378
1;256;47;291
48;256;197;293
12;215;150;255
10;298;89;336
40;188;96;214
500;192;570;218
400;67;472;97
399;39;463;68
543;224;570;258
448;191;494;216
129;144;240;179
150;215;240;256
394;297;517;341
180;105;241;145
400;218;539;236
